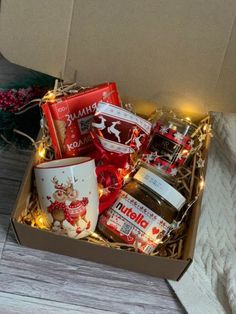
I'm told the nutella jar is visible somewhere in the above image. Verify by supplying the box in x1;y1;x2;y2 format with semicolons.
98;167;186;254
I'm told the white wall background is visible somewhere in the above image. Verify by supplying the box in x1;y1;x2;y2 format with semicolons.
0;0;74;77
1;0;236;113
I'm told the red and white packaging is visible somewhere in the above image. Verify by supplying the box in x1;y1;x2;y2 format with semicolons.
42;82;120;159
91;102;152;168
142;120;196;176
99;190;170;254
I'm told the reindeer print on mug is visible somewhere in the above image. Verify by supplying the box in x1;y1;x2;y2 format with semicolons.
47;176;91;238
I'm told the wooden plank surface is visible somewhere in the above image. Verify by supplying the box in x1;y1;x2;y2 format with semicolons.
0;148;32;181
0;148;32;215
0;148;186;313
0;291;110;314
0;214;9;258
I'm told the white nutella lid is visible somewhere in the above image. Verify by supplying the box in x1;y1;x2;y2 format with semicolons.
134;167;186;210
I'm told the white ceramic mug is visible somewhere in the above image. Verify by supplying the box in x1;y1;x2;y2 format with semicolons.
34;157;120;239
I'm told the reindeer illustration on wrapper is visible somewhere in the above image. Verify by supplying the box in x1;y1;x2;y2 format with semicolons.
91;102;152;170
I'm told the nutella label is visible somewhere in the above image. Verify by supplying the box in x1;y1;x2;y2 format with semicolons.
99;190;170;254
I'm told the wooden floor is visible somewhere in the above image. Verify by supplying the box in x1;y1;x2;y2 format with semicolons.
0;147;186;313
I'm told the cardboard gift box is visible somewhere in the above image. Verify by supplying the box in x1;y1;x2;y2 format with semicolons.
2;0;235;280
10;126;211;281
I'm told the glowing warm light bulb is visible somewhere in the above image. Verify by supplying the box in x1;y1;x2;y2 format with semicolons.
36;216;46;229
185;117;192;122
124;174;130;180
199;178;205;190
43;91;56;102
91;232;100;239
97;183;104;197
38;217;44;224
182;149;189;155
47;92;55;99
38;147;46;159
203;124;208;132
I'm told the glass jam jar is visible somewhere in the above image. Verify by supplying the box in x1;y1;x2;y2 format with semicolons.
98;166;186;254
142;112;197;176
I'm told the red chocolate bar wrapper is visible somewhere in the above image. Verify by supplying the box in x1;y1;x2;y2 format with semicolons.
42;82;120;159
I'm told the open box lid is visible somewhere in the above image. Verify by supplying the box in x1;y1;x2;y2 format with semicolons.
0;0;236;113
